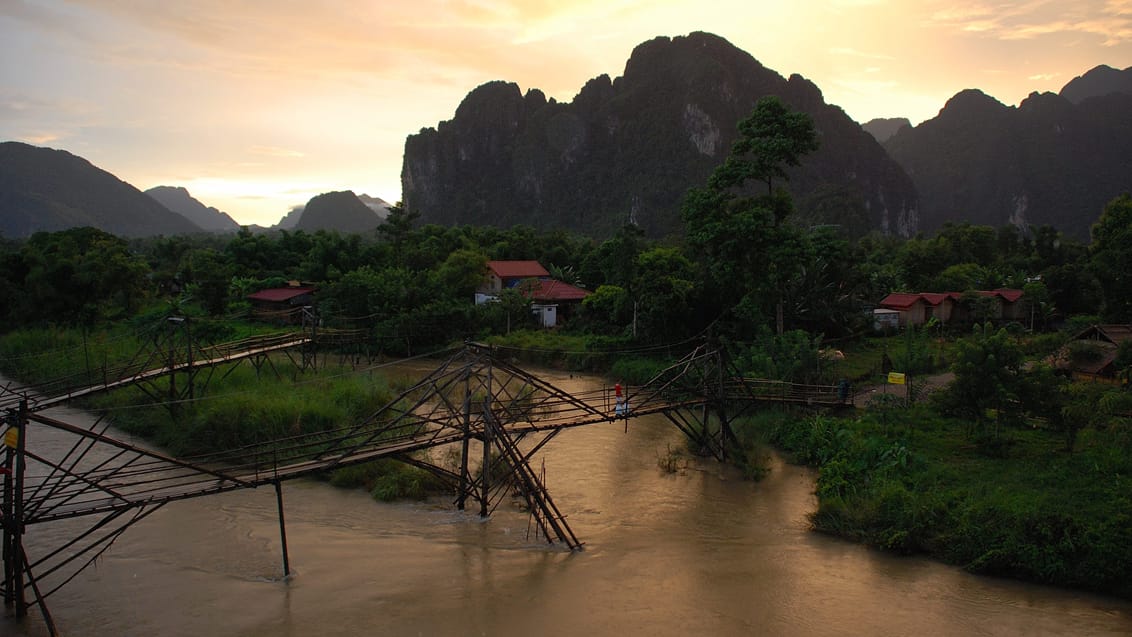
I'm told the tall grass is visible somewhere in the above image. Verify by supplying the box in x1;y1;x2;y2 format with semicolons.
734;404;1132;598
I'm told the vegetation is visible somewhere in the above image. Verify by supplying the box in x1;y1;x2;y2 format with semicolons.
0;98;1129;596
736;402;1132;598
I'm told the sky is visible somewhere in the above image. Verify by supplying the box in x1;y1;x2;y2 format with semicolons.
2;1;1130;227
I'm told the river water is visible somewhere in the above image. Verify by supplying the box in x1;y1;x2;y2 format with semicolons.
4;367;1132;636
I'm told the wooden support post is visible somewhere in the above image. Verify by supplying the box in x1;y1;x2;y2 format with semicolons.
274;480;291;578
480;364;492;518
2;421;13;608
12;400;27;618
457;371;471;511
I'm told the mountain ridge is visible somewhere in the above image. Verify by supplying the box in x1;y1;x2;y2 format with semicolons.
402;31;919;239
0;141;202;238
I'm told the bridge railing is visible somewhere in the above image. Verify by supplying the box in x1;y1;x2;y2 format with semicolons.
726;378;844;405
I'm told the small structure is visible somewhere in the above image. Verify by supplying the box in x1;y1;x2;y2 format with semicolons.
520;279;591;328
474;261;589;328
877;289;1024;327
247;284;316;322
476;261;550;302
1059;324;1132;384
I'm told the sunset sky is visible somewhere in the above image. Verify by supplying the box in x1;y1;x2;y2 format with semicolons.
2;1;1130;227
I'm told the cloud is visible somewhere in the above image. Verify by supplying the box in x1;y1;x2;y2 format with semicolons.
929;0;1132;46
249;145;306;159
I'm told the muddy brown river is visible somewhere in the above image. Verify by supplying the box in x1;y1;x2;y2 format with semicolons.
4;368;1132;636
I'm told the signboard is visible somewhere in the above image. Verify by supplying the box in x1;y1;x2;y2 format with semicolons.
4;428;18;448
887;372;906;385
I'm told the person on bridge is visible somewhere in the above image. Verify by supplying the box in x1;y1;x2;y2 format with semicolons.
614;382;627;417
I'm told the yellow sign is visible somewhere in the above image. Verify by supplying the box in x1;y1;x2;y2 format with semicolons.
887;372;906;385
4;428;18;448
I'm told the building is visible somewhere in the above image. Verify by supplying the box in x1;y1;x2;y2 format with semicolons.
520;279;591;328
247;284;316;322
877;289;1024;328
475;260;589;328
1060;324;1132;384
476;261;550;302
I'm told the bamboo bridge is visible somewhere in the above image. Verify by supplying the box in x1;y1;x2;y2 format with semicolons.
0;332;847;635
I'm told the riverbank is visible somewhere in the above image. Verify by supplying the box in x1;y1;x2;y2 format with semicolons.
734;405;1132;599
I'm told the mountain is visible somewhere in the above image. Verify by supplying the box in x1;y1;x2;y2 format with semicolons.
402;32;918;239
862;118;911;143
0;142;202;238
356;194;392;219
145;186;240;232
293;190;385;233
883;87;1132;240
1060;65;1132;104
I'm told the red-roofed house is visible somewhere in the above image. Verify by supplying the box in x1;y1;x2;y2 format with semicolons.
478;261;550;297
877;289;1024;328
474;260;589;327
247;284;316;322
519;279;591;328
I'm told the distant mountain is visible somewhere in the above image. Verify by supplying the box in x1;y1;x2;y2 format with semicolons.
276;204;305;230
293;190;385;233
402;32;918;239
883;88;1132;240
0;142;202;238
862;118;911;143
356;194;392;219
1060;65;1132;104
145;186;240;232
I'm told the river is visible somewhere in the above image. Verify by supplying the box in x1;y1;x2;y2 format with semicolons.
3;367;1132;636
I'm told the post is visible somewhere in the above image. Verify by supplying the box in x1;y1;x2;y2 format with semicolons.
480;364;493;518
12;400;27;617
274;480;291;577
2;420;13;608
457;370;471;510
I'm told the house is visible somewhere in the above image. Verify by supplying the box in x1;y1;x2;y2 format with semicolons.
1059;324;1132;384
519;278;591;328
877;289;1024;328
475;261;550;302
474;260;589;328
247;284;316;322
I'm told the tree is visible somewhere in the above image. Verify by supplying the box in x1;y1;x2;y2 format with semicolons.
1090;194;1132;321
682;96;819;335
18;227;150;324
938;325;1025;439
632;246;696;342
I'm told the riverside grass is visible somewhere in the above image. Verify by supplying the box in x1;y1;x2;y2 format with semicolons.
735;406;1132;598
0;326;445;502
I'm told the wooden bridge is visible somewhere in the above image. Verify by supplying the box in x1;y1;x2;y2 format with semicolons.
0;338;847;635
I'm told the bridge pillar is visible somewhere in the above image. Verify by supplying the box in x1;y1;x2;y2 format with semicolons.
457;370;471;511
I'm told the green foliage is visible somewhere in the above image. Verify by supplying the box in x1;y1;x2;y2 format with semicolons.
1090;194;1132;321
936;325;1024;438
732;330;824;384
682;97;820;336
741;408;1132;595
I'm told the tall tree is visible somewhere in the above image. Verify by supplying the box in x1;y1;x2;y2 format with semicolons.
682;96;819;335
1090;194;1132;321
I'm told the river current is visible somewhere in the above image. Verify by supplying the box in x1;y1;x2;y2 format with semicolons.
4;367;1131;636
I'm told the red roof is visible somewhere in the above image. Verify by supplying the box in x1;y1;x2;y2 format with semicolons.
247;286;316;303
487;260;549;279
880;289;1023;310
986;288;1023;303
520;279;590;302
878;293;923;310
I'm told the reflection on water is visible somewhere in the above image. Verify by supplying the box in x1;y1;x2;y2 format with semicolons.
5;369;1132;636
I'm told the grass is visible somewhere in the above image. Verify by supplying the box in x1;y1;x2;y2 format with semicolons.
0;325;452;502
733;403;1132;598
